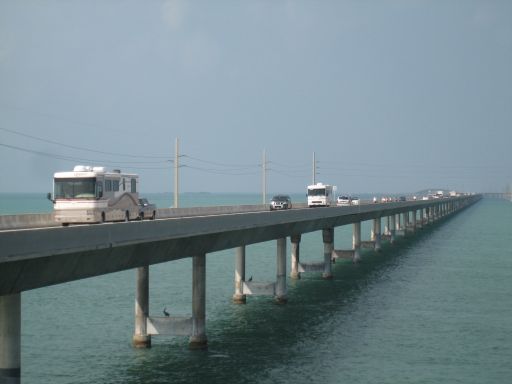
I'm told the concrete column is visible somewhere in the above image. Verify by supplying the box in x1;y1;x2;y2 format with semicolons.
403;211;409;228
275;238;288;304
233;246;246;304
353;222;361;262
322;228;334;279
133;266;151;348
370;219;376;241
390;215;396;243
290;234;301;280
0;293;21;384
374;217;382;251
395;214;401;231
412;210;417;230
384;216;390;236
189;254;207;349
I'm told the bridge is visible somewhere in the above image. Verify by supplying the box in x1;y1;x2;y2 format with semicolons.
481;192;512;200
0;195;480;383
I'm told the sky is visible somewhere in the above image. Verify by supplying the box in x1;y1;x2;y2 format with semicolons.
1;0;511;195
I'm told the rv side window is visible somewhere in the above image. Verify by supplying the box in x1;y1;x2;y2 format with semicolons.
122;178;126;191
131;179;136;193
96;181;103;198
113;180;120;192
105;180;112;192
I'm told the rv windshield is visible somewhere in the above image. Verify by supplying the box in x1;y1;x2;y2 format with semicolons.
54;177;96;199
308;188;326;196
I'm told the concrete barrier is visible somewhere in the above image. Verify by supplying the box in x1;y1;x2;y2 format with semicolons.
0;213;58;230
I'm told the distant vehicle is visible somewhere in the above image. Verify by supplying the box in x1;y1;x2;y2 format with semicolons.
399;196;406;202
47;165;156;225
337;195;351;206
138;198;157;219
351;196;360;205
307;183;335;207
270;195;292;210
373;196;378;203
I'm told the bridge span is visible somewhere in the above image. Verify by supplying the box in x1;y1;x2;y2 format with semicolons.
0;195;480;383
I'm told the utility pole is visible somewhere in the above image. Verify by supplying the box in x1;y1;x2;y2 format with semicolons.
312;151;316;185
174;137;179;208
262;149;267;205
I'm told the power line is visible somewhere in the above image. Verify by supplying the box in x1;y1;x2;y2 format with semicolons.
182;154;259;168
0;142;173;169
0;126;171;160
182;164;259;176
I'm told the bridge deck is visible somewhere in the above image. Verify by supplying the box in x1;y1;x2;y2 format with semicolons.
0;196;479;295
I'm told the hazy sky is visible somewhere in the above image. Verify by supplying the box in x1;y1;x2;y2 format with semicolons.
1;0;511;194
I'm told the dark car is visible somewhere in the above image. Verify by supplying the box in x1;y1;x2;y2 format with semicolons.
138;198;156;220
270;195;292;210
399;196;407;202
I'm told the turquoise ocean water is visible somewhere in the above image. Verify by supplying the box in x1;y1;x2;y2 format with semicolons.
1;194;511;383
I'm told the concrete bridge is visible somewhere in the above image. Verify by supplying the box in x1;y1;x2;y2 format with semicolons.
481;192;512;200
0;195;480;383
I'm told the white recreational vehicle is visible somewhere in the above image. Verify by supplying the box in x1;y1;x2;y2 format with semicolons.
48;165;156;225
307;183;335;207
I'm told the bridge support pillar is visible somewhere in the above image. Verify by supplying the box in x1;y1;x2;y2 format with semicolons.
353;222;361;262
322;228;334;279
133;266;151;348
412;210;417;230
0;293;21;384
373;218;381;251
290;234;301;280
189;254;208;349
390;215;396;243
275;238;288;304
384;216;390;236
233;246;246;304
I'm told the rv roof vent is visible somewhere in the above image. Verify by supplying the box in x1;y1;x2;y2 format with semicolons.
92;166;106;172
73;165;91;172
113;169;121;173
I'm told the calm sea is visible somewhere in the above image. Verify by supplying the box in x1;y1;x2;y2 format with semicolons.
2;194;511;383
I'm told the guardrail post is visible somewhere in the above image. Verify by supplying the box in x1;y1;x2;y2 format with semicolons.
189;254;207;349
0;293;21;384
290;234;301;280
275;238;288;304
233;246;246;304
322;228;334;279
133;266;151;348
